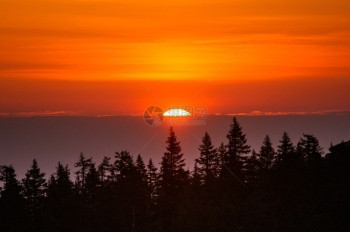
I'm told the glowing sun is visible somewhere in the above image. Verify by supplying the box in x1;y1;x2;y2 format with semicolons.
163;109;191;117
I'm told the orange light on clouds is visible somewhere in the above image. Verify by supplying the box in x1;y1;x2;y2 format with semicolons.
1;0;350;115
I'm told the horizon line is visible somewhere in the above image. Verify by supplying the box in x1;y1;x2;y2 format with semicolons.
0;110;349;118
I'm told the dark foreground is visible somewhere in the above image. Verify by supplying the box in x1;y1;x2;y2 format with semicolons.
0;118;349;232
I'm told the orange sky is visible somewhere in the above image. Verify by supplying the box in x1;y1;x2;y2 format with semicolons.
1;0;350;115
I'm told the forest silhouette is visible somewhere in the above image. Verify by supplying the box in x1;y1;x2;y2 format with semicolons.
0;117;349;232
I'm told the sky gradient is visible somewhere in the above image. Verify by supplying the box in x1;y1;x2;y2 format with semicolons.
1;0;350;115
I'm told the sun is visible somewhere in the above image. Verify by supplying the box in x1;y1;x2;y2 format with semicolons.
163;109;191;117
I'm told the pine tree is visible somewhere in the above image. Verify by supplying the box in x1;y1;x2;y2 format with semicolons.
110;151;137;231
22;159;46;212
48;162;73;196
191;162;201;187
0;165;22;197
160;127;188;192
224;117;250;179
85;163;100;194
74;153;92;193
297;134;323;167
196;132;220;184
276;131;295;167
147;159;158;201
258;135;276;172
22;159;46;229
217;142;226;175
159;127;189;232
98;156;111;183
136;154;147;182
85;162;100;227
46;163;76;231
113;150;135;181
0;165;28;231
244;150;260;184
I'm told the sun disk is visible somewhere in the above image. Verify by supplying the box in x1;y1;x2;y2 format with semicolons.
163;109;191;117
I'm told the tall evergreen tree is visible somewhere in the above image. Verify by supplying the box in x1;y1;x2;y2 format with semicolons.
47;162;73;197
244;150;260;184
98;156;111;183
85;163;100;230
276;131;295;167
85;163;100;195
297;134;323;167
160;127;188;192
196;132;220;184
224;117;250;179
22;159;46;211
22;159;46;230
159;127;189;232
0;165;23;198
113;150;135;181
217;142;226;175
133;155;149;231
258;135;276;172
136;154;147;182
74;153;92;193
191;162;201;188
0;165;28;231
146;159;158;200
45;163;76;232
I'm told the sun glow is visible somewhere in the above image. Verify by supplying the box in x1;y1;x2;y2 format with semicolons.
163;109;191;117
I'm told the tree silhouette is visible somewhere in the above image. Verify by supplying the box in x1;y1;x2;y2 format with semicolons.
113;150;135;181
217;142;226;175
275;131;295;167
258;135;276;172
45;162;76;231
158;127;189;232
159;127;188;192
297;134;323;167
0;165;27;231
196;132;220;184
244;150;260;184
98;156;111;183
74;153;92;194
136;154;147;183
22;159;46;230
223;117;250;182
1;118;350;232
146;158;158;201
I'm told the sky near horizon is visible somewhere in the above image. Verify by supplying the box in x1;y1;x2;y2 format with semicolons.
1;0;350;115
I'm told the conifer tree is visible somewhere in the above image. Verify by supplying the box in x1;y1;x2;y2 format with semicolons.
160;127;188;192
191;162;201;187
46;163;76;231
0;165;27;231
217;142;226;175
276;131;295;167
22;159;46;212
74;153;92;193
224;117;250;179
136;154;147;182
196;132;220;184
244;150;260;183
98;156;111;183
147;159;158;201
47;162;73;197
85;163;100;193
258;135;276;172
159;127;189;232
297;134;323;166
22;159;46;229
113;150;135;181
0;165;22;198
